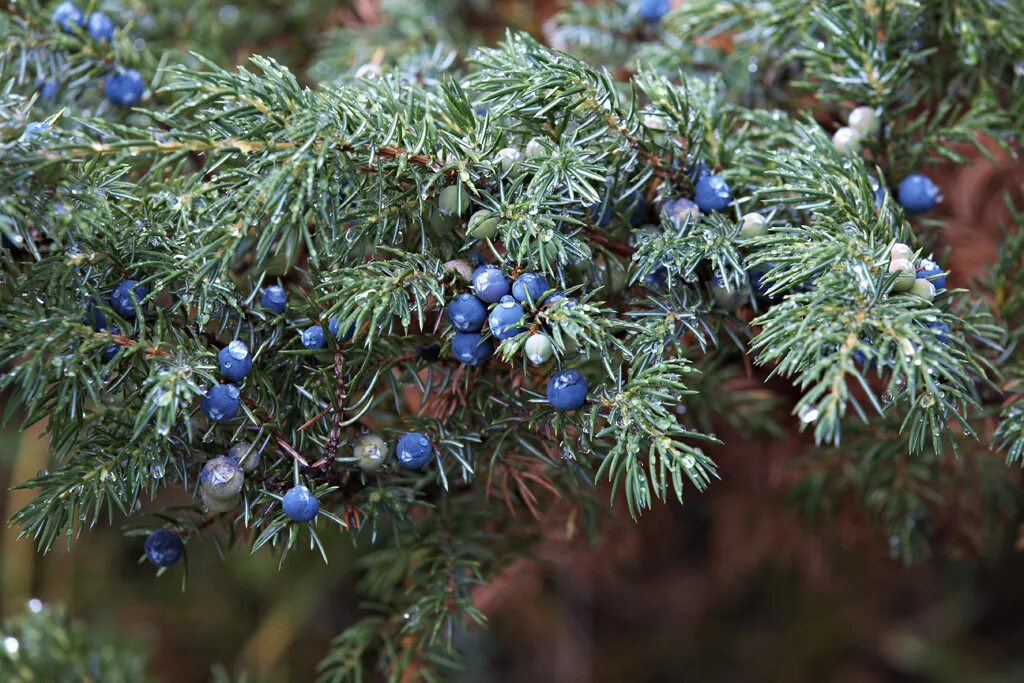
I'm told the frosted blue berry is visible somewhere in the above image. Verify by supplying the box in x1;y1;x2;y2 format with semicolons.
688;158;711;184
260;285;287;314
664;198;701;225
544;291;567;306
86;12;114;41
83;296;108;330
446;293;488;332
916;258;946;290
144;529;183;567
511;272;549;305
282;485;319;522
694;175;732;212
327;316;354;341
301;325;326;350
546;369;588;411
110;279;146;318
471;265;510;304
217;340;253;383
102;327;121;361
39;79;60;101
488;295;527;341
103;69;145;107
636;0;670;23
451;332;493;366
925;321;951;345
21;122;50;143
897;174;939;214
227;441;260;472
51;2;84;31
200;456;244;502
200;383;240;423
396;432;434;469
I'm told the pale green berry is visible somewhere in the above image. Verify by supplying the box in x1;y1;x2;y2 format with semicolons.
524;333;553;365
889;258;916;292
496;147;520;174
443;259;474;281
201;489;239;513
739;212;767;238
228;441;261;472
890;243;914;261
438;185;470;216
354;434;388;472
468;209;499;239
910;278;936;301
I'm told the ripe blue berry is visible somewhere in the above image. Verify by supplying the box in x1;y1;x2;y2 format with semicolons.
471;265;511;304
51;2;84;31
86;12;114;41
301;325;326;350
446;293;488;332
103;69;145;107
201;383;240;423
488;295;527;341
38;79;60;101
916;258;946;290
327;316;354;341
636;0;670;23
664;198;701;225
547;369;588;411
589;201;613;228
897;174;939;214
102;329;121;362
200;456;244;502
282;485;319;522
217;340;253;383
83;296;108;330
260;285;287;314
688;158;711;185
451;332;493;366
110;279;146;318
925;321;951;345
511;272;550;305
227;441;260;471
396;432;434;469
694;175;732;212
144;529;183;567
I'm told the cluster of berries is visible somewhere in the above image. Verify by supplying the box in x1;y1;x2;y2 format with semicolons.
887;242;946;302
50;2;144;107
82;279;147;361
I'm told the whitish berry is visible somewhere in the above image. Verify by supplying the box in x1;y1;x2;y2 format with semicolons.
200;384;240;422
546;369;588;411
524;333;553;365
301;325;326;350
897;174;939;214
488;295;527;341
888;258;916;292
200;456;244;502
144;529;183;567
104;69;145;107
496;147;520;173
282;485;319;521
848;106;879;135
471;265;511;303
468;209;499;239
664;198;700;225
910;278;936;301
227;441;261;472
111;279;146;318
694;175;732;212
353;434;387;472
451;332;493;366
524;138;544;158
217;340;253;383
832;126;861;154
739;212;767;238
890;243;914;262
396;432;434;469
511;272;549;305
438;185;470;216
446;293;488;332
260;285;287;314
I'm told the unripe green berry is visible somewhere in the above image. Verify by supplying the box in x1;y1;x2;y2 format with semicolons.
443;259;474;281
739;212;767;238
354;434;388;472
890;243;913;261
832;126;861;154
524;333;553;365
228;441;261;472
524;138;544;159
910;277;936;301
889;258;916;292
496;147;520;174
438;185;470;216
201;489;239;513
468;209;499;239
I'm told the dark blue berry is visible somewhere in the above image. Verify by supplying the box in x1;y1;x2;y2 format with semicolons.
217;340;252;383
144;529;183;567
51;2;84;31
301;325;326;350
589;201;613;228
852;348;876;372
110;279;146;318
38;79;60;101
687;158;711;185
86;12;114;41
281;485;319;522
897;174;939;214
916;258;946;290
102;329;121;361
488;295;527;341
83;296;108;330
471;265;511;304
328;316;354;341
546;369;588;411
396;432;434;469
446;293;488;332
200;383;240;422
925;321;951;345
103;69;145;107
636;0;670;23
21;122;50;142
511;272;549;305
694;175;732;212
260;285;287;315
451;332;493;366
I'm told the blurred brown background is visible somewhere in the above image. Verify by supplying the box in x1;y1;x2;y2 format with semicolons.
3;1;1024;681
